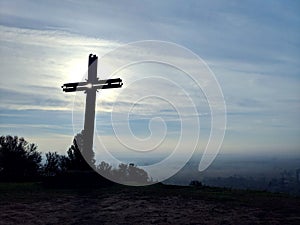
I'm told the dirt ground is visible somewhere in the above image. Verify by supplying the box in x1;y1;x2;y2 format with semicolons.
0;184;299;225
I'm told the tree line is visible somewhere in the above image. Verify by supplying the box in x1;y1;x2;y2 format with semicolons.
0;135;152;185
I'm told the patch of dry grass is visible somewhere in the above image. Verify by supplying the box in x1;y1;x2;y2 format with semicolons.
0;183;299;225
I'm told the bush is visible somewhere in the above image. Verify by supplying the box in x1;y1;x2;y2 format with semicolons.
189;180;203;187
0;135;42;180
43;152;68;176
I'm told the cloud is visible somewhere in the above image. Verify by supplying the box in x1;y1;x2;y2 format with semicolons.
0;25;121;111
0;0;299;156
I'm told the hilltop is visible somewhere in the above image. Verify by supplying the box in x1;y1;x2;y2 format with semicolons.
0;182;299;225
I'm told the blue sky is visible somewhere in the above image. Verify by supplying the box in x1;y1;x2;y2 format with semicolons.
0;0;299;162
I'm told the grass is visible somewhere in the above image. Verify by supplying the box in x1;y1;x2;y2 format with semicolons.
0;181;296;202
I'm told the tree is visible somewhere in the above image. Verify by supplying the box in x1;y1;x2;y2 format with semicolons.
189;180;203;187
0;135;42;179
101;162;153;185
127;163;150;184
97;161;112;177
43;152;68;176
66;133;95;171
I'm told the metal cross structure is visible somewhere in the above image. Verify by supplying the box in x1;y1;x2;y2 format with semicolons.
62;54;123;165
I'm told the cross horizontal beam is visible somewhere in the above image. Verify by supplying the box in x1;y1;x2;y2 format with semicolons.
62;78;123;92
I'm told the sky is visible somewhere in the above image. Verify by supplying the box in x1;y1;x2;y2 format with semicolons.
0;0;299;169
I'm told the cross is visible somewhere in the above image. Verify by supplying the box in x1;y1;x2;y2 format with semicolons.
62;54;123;165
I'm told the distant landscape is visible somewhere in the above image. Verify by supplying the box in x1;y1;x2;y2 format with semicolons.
1;134;299;196
166;154;300;196
117;153;300;196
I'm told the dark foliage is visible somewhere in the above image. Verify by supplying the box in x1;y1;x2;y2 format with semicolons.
0;135;42;180
0;134;153;186
43;152;68;176
97;162;153;185
189;180;203;187
80;130;96;167
97;161;113;177
66;134;95;171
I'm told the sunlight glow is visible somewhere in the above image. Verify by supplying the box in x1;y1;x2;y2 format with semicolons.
65;58;88;83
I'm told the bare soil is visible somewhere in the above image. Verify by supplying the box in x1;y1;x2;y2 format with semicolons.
0;183;299;225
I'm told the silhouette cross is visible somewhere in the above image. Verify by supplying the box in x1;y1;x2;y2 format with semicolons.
62;54;123;164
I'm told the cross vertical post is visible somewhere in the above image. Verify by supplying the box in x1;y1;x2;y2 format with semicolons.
82;54;98;165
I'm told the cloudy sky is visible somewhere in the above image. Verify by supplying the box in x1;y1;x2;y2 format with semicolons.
0;0;299;165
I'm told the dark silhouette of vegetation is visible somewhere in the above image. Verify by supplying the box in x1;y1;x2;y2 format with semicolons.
0;134;152;186
0;135;42;180
96;162;153;185
68;131;96;170
46;134;104;188
66;135;95;171
189;180;203;187
43;152;68;176
97;161;113;177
